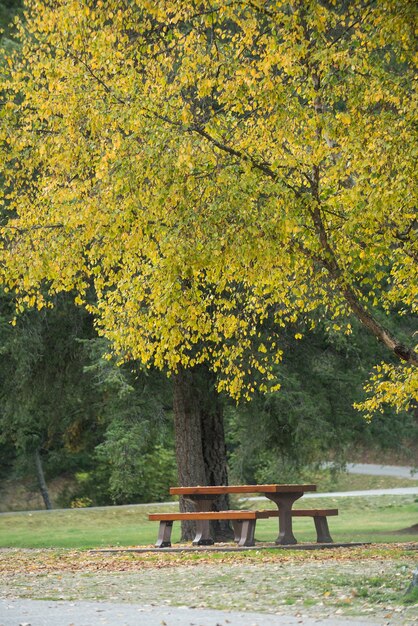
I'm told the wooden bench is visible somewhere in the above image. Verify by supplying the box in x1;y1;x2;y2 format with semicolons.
149;511;258;547
149;508;338;548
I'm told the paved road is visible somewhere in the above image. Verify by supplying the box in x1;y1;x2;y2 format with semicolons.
345;463;417;479
307;462;418;498
0;599;386;626
303;486;418;498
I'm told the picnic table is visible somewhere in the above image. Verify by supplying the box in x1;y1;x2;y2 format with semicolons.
149;483;339;548
170;484;316;545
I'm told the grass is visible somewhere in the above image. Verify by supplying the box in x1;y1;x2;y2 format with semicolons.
0;506;160;548
249;496;418;545
0;493;417;549
404;585;418;605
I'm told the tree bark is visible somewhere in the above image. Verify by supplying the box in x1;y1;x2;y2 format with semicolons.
172;366;232;542
173;367;207;540
198;367;233;541
34;447;53;510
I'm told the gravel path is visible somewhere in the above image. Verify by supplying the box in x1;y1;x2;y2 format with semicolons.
0;598;385;626
1;550;417;626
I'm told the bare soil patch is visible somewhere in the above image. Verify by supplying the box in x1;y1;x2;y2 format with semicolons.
395;524;418;535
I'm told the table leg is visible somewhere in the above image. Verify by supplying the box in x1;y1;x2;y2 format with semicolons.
266;492;304;545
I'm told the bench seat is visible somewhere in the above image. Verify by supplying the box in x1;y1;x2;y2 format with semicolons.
149;510;259;547
149;508;338;547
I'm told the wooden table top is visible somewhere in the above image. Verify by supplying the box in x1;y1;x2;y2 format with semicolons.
169;484;317;496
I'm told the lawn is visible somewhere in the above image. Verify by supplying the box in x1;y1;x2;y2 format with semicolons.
0;493;416;549
0;471;417;548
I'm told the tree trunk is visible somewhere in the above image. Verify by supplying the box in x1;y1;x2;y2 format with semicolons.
172;366;232;542
34;447;53;510
198;367;233;541
173;367;207;541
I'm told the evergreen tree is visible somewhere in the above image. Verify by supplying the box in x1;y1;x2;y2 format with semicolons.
0;295;102;507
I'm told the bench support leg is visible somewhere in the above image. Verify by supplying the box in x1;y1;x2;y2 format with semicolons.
237;519;256;547
232;520;242;543
314;516;333;543
192;520;215;546
185;497;215;546
155;521;173;548
266;492;303;545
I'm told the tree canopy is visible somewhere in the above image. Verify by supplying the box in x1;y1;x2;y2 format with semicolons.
0;0;416;410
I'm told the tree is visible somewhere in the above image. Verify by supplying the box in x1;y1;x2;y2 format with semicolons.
173;365;231;539
0;293;179;509
0;0;22;47
0;293;102;508
82;336;178;506
0;3;416;421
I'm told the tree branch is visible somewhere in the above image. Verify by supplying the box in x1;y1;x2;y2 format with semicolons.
189;125;302;196
306;206;418;367
342;286;418;365
2;223;64;233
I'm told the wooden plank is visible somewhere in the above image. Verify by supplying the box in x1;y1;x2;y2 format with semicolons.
254;510;280;518
149;511;258;521
169;484;317;496
240;509;338;519
149;508;338;522
292;509;338;516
